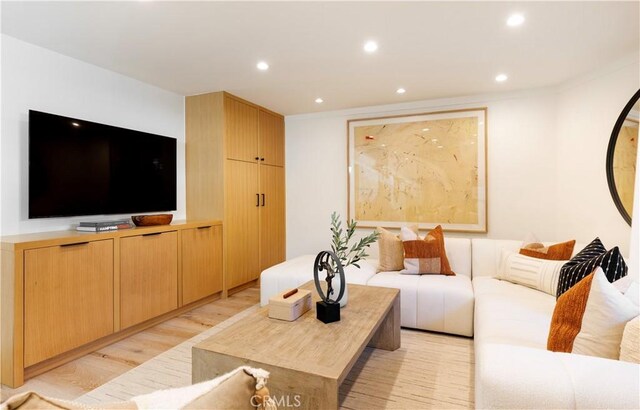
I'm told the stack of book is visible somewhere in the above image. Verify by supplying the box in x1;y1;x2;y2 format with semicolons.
76;219;133;232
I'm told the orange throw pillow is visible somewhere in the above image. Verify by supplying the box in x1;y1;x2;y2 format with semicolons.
401;225;455;275
520;240;576;260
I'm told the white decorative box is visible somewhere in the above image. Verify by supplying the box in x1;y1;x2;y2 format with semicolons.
268;288;312;321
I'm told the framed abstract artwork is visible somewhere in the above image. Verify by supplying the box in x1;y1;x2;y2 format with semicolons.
347;108;487;232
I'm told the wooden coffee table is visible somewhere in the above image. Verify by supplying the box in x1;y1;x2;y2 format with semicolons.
192;281;400;409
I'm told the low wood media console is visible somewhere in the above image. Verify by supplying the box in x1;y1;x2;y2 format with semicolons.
1;219;222;387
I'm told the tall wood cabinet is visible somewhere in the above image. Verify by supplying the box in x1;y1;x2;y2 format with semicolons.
186;92;285;293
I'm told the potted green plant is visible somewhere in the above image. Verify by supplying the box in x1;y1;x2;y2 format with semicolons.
320;212;380;307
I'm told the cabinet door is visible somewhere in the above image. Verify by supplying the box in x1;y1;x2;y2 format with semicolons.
182;225;223;305
259;110;285;167
120;231;178;329
24;240;114;367
226;160;260;289
225;96;259;163
259;165;286;273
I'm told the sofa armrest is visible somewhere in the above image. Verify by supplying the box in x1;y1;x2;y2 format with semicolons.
476;343;640;409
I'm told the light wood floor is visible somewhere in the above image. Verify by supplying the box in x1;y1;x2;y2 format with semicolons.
0;286;260;402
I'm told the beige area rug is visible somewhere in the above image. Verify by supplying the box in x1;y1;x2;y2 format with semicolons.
77;306;474;409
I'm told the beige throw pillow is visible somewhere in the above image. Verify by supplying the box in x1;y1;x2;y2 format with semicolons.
620;316;640;363
376;226;418;272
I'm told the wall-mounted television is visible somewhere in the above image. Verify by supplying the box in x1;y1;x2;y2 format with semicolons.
29;110;177;218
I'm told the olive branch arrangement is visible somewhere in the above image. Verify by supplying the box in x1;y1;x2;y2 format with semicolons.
329;211;380;269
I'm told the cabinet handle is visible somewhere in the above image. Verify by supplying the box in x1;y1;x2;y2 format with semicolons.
261;193;265;207
255;156;260;161
197;225;212;230
260;158;265;161
256;193;260;207
142;232;162;237
60;241;89;248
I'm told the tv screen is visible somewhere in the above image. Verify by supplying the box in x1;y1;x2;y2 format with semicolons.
29;110;177;218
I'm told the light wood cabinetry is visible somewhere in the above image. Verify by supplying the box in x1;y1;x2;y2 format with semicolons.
186;92;285;293
182;225;223;305
259;109;285;167
226;160;261;288
259;165;286;271
225;97;260;162
24;240;114;367
1;220;221;387
120;231;178;329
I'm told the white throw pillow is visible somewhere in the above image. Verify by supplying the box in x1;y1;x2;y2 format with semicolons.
400;226;420;241
571;269;639;359
497;249;567;296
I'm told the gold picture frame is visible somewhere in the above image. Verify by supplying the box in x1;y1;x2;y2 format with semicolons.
347;108;487;233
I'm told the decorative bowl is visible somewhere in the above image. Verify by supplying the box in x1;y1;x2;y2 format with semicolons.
131;214;173;227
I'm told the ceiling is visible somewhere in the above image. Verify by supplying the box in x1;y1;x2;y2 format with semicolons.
2;1;638;115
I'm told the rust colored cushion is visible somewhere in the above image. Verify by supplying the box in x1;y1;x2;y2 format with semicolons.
400;225;455;275
519;240;576;260
547;268;639;359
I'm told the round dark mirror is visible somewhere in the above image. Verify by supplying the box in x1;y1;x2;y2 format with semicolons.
606;89;639;226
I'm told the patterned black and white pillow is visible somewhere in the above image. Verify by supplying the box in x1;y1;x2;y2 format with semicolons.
564;237;607;266
557;239;628;298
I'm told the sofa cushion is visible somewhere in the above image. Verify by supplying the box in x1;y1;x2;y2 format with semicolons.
473;277;556;348
368;271;474;336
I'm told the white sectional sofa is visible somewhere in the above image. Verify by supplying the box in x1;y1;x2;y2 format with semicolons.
260;237;475;336
260;238;640;409
472;239;639;409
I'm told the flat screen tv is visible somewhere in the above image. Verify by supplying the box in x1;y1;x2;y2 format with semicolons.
29;110;177;218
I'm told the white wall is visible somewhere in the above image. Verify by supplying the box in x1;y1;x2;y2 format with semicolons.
555;56;639;256
285;55;639;259
286;89;560;258
1;35;185;235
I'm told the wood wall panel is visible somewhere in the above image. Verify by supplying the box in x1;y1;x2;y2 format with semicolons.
186;93;225;220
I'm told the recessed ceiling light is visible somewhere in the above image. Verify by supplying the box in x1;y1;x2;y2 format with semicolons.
71;122;80;127
437;145;444;149
431;138;438;142
396;88;406;94
507;13;525;27
422;128;430;132
256;61;269;71
315;98;324;104
364;41;378;53
495;73;508;82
